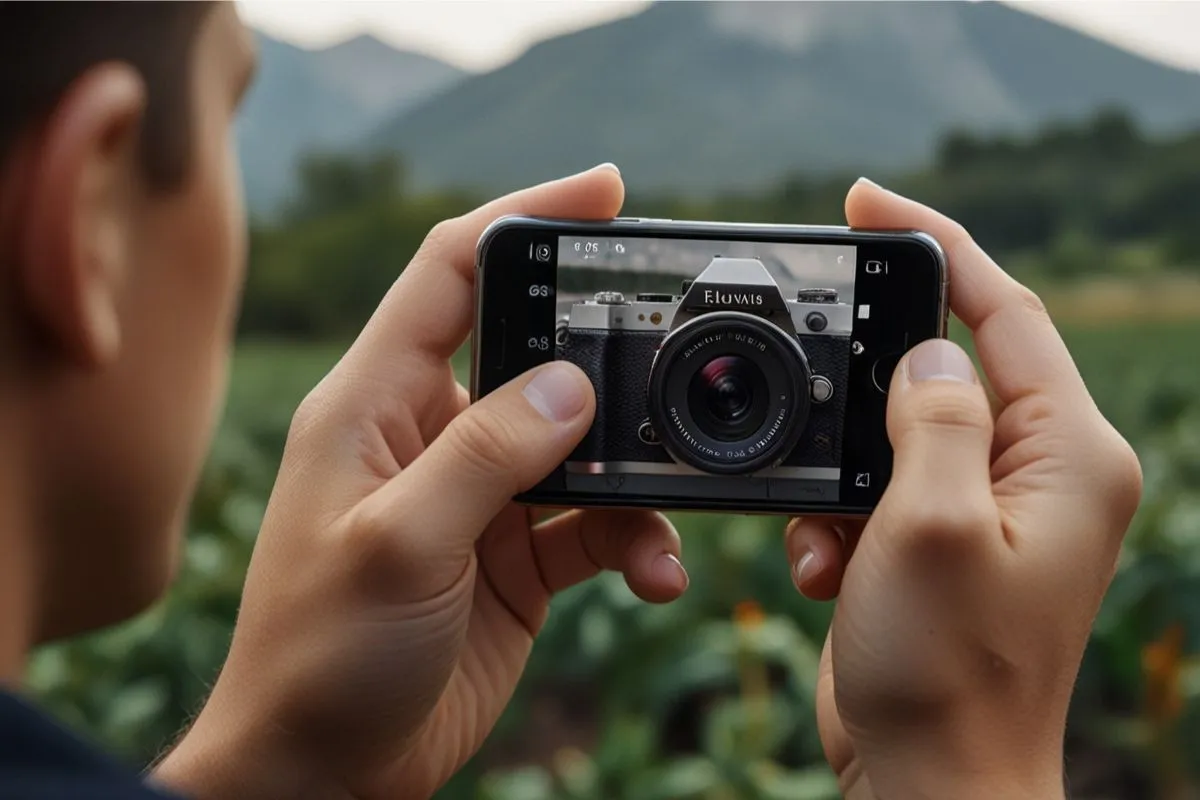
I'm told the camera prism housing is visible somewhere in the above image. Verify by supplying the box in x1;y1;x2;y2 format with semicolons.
557;257;851;495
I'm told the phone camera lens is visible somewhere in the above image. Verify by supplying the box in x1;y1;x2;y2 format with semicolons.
534;243;553;263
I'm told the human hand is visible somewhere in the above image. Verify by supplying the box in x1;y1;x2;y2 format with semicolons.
787;180;1143;798
153;165;690;800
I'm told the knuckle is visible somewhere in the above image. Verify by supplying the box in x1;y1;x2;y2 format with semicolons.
942;218;989;265
340;501;392;561
889;496;998;559
417;217;463;261
287;385;334;444
1011;391;1058;431
1013;282;1050;320
339;501;423;591
1097;432;1144;524
899;389;992;439
945;218;975;251
445;406;522;482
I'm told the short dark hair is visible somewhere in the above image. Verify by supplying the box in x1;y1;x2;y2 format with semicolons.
0;2;215;190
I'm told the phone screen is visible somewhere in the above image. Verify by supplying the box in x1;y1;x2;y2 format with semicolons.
474;218;947;515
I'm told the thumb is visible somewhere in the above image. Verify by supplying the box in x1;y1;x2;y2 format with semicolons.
877;339;1000;552
368;361;595;565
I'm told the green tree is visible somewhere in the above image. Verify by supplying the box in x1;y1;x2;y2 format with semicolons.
284;151;407;224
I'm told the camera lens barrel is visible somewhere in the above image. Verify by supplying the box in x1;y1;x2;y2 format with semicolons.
647;312;812;475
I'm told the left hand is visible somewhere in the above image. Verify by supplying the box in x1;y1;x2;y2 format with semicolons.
154;164;690;800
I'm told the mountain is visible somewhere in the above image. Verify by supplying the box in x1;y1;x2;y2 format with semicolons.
366;1;1200;196
237;34;464;214
310;34;465;117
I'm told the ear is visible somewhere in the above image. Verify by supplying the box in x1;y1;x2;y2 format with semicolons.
13;62;146;368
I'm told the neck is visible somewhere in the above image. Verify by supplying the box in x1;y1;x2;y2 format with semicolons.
0;408;35;686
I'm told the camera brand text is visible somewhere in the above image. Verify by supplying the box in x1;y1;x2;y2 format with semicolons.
703;289;765;306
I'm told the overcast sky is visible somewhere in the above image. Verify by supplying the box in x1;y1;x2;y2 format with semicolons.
236;1;1200;74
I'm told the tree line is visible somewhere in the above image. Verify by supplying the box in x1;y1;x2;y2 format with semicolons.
240;109;1200;340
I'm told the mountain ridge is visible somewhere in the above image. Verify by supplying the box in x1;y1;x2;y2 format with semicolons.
236;32;464;213
364;1;1200;196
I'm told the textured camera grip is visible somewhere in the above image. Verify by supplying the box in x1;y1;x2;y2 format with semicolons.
557;328;668;464
783;335;850;469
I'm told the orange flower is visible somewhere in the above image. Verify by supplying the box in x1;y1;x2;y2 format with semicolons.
1143;624;1186;725
734;600;765;631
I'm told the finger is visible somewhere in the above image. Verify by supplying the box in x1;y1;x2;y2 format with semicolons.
358;361;594;588
533;509;687;603
845;179;1090;408
348;164;623;377
784;518;850;601
878;338;1002;553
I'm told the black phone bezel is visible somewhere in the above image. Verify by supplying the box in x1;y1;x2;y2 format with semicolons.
472;216;949;517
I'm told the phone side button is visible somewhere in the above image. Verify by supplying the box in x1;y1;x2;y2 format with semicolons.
871;351;903;394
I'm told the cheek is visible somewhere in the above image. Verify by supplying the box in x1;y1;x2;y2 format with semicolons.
128;122;247;504
38;130;249;621
198;125;247;344
186;127;245;430
169;126;244;404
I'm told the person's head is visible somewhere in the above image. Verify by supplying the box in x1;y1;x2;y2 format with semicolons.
0;3;257;639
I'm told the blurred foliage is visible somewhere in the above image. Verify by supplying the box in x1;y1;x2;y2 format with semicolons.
24;110;1200;799
27;325;1200;799
236;109;1200;342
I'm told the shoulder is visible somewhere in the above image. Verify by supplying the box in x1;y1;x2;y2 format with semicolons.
0;691;183;800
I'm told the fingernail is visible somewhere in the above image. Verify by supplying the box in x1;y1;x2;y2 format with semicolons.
855;176;881;189
652;553;688;592
594;162;620;175
794;551;820;592
906;339;975;384
523;363;589;422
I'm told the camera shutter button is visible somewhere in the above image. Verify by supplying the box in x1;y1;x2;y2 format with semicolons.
805;312;828;332
593;291;627;305
810;375;834;404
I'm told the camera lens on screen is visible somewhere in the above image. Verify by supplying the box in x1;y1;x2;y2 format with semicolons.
647;313;812;475
534;243;552;262
688;355;768;441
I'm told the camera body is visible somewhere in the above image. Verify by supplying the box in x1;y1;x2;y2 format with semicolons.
557;257;851;483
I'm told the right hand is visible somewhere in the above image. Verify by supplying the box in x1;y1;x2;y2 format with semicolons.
788;179;1143;797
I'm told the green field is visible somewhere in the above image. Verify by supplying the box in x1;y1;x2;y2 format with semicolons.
27;318;1200;799
223;318;1200;451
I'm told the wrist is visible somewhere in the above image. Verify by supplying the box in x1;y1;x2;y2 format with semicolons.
852;728;1066;800
151;704;355;800
860;760;1065;800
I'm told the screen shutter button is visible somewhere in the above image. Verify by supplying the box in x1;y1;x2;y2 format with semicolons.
872;351;904;393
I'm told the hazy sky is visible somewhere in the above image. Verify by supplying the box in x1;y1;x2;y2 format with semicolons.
237;1;1200;74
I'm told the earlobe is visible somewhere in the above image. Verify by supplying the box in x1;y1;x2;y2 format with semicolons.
13;61;146;368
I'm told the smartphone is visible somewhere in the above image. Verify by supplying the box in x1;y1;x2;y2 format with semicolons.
472;217;948;516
